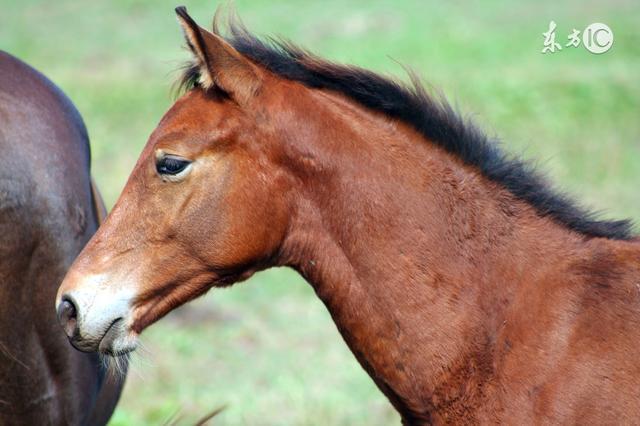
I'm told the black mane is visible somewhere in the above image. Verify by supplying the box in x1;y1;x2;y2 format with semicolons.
178;19;634;240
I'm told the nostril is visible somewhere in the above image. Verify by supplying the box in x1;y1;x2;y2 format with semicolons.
59;296;77;319
57;295;78;338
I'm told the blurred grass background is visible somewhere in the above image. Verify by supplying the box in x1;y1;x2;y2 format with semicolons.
2;0;639;424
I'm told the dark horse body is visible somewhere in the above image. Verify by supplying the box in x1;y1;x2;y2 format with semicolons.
0;52;123;424
57;8;640;424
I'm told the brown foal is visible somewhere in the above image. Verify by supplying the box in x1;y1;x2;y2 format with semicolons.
56;7;639;424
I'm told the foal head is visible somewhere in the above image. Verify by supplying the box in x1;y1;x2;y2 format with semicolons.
56;8;298;354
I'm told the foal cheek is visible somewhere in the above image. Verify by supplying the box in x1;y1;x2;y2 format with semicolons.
225;183;286;259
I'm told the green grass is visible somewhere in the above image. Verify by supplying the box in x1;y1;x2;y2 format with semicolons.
2;0;639;424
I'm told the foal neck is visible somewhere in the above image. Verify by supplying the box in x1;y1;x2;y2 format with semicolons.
277;87;582;423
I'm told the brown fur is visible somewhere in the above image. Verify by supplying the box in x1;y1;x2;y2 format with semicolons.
57;9;639;424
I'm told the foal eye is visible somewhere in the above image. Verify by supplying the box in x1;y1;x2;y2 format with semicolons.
156;155;191;176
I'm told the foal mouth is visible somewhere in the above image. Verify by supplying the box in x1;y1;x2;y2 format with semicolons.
97;317;125;355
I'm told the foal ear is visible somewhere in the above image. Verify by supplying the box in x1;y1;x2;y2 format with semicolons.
175;6;262;103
